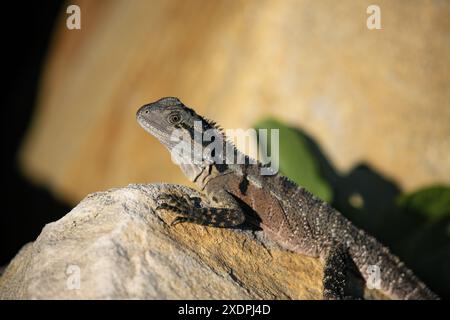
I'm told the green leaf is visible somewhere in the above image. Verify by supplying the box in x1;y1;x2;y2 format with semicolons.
397;185;450;222
254;118;333;202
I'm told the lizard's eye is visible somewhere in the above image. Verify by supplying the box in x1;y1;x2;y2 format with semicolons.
168;112;182;124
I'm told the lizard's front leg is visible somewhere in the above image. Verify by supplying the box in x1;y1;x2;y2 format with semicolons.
156;188;245;228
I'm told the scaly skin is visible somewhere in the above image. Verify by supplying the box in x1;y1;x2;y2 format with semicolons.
136;97;439;300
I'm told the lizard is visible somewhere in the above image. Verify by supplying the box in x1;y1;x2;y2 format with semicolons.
136;97;439;300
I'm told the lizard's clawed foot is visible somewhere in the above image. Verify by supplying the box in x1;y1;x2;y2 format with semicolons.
156;193;205;226
155;192;245;228
156;194;199;213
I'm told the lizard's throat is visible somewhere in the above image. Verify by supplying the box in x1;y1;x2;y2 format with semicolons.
179;163;207;185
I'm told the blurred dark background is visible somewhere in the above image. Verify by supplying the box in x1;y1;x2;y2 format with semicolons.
1;1;70;266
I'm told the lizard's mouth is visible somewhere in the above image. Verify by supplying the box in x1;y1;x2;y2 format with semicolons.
136;116;175;148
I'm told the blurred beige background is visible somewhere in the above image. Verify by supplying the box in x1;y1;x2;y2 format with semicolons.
19;0;450;204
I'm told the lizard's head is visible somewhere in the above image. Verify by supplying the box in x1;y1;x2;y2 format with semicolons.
137;97;255;183
136;97;224;159
137;97;228;181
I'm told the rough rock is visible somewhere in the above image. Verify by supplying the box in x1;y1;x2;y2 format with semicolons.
0;184;331;299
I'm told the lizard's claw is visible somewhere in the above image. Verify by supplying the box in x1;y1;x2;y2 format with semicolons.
155;203;185;214
170;216;190;226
